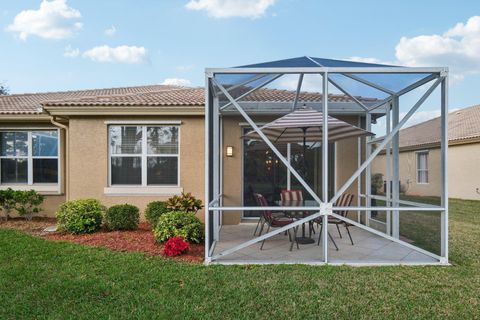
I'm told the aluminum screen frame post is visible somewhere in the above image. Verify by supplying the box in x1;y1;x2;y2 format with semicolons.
322;72;329;263
391;95;400;239
204;73;212;263
365;112;372;227
440;73;449;263
385;103;392;235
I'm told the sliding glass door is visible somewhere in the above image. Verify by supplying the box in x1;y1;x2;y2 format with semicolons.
242;127;335;218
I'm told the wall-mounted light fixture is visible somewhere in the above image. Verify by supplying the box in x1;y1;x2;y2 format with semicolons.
226;146;234;157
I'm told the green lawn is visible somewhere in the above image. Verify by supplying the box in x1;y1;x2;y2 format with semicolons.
1;199;479;319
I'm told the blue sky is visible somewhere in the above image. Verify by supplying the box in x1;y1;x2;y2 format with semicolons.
1;0;480;112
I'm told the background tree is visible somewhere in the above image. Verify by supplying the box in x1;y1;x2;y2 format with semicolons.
0;83;9;95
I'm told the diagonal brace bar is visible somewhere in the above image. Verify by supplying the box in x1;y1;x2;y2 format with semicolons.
220;74;283;110
211;210;325;260
328;77;369;111
331;76;444;204
213;79;323;204
330;212;442;261
342;73;396;95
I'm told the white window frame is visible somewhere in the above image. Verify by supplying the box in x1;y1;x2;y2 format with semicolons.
416;150;429;184
0;129;61;193
108;124;181;188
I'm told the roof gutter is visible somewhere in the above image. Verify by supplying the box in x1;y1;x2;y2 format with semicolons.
46;111;69;201
42;105;205;116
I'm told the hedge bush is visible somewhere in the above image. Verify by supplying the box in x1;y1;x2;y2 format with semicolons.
104;204;139;231
56;199;105;234
153;211;204;244
144;201;169;227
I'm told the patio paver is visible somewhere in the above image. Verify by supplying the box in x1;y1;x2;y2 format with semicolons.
212;223;438;264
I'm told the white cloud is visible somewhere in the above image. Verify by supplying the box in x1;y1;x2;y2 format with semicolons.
82;45;147;64
185;0;275;19
63;45;79;57
348;56;394;65
160;78;192;86
7;0;82;40
104;25;116;37
351;16;480;81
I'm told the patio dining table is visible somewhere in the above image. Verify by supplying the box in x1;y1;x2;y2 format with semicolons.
276;199;320;245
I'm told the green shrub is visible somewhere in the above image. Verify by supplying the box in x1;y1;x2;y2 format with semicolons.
165;192;203;213
104;204;139;231
13;190;44;220
144;201;169;227
0;189;44;221
56;199;105;234
0;188;16;220
153;211;204;244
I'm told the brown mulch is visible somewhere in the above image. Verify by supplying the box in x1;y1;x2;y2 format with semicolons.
45;223;204;263
0;218;203;263
0;217;57;236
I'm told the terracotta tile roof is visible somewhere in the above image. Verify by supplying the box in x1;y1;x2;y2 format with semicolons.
0;85;196;114
0;84;377;115
397;104;480;149
244;89;378;103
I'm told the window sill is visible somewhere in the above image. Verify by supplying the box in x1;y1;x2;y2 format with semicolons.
104;186;183;196
0;185;61;195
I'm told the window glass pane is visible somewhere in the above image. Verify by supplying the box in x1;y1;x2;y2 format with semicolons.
147;157;178;185
109;126;142;154
32;131;58;156
1;158;27;183
147;126;179;154
0;132;28;156
33;159;58;183
111;157;141;185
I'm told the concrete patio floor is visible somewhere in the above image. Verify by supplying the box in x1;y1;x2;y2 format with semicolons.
212;223;439;265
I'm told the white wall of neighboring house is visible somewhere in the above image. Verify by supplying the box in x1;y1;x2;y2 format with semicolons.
372;142;480;200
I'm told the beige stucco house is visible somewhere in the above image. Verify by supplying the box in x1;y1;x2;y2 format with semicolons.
372;104;480;200
0;85;380;223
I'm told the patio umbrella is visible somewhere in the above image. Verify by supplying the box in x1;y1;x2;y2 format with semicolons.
245;106;374;180
245;107;374;144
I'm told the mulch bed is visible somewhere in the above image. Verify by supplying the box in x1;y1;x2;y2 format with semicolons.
0;217;57;236
45;223;204;263
1;218;203;263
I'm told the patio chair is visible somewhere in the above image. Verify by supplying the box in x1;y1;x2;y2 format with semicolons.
253;193;299;251
253;194;286;236
280;189;315;236
315;193;355;246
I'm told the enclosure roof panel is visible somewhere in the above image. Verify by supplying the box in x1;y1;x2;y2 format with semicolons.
236;56;398;69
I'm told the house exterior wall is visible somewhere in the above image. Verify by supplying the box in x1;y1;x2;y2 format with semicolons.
371;148;442;197
371;142;480;200
67;115;205;221
1;113;364;223
447;142;480;200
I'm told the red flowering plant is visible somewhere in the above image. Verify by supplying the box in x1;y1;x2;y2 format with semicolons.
163;236;190;257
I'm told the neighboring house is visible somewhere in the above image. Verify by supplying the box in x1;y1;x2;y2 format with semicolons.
0;84;380;222
372;104;480;200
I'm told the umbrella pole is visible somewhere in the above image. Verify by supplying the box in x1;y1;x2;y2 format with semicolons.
297;127;315;245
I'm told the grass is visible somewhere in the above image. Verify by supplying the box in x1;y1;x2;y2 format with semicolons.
1;199;479;319
370;195;443;254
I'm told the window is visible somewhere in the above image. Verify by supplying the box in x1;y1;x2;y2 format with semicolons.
0;130;59;184
416;151;429;184
109;125;179;186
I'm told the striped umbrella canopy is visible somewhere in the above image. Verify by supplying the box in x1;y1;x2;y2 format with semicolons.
245;107;374;143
